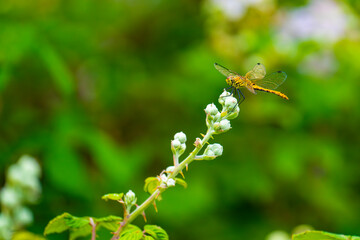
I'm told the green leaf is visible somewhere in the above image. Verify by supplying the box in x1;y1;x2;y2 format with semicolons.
144;177;160;195
293;231;360;240
44;212;73;235
102;193;124;201
144;236;155;240
120;225;143;240
44;212;93;239
96;215;123;232
144;225;168;240
69;225;92;240
175;178;187;188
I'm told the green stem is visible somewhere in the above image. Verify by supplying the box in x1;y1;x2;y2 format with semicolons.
111;127;215;239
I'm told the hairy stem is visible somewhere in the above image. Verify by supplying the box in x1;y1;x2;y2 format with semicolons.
111;127;215;239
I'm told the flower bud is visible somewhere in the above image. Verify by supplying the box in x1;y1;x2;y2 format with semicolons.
174;132;187;144
224;96;237;109
172;139;181;149
220;119;231;131
209;143;223;156
124;190;137;207
203;143;223;160
160;174;168;183
219;90;231;105
166;166;175;172
226;106;240;120
166;178;176;187
205;103;219;116
214;119;231;133
178;143;186;155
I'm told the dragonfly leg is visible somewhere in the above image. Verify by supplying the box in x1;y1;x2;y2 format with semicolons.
237;89;245;105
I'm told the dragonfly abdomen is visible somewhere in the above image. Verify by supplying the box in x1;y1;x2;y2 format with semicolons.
253;85;289;100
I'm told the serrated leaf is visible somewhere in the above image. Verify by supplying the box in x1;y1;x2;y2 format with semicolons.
120;225;143;240
44;212;93;239
175;178;187;188
96;215;123;232
44;212;73;235
102;193;124;201
293;231;360;240
144;236;155;240
65;216;90;228
144;225;168;240
144;177;160;195
69;225;92;240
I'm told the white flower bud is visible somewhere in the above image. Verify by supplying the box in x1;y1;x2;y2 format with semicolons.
203;144;223;159
172;139;181;149
219;90;231;105
179;143;186;154
166;166;175;172
205;150;215;157
205;103;219;116
160;174;168;183
210;144;223;156
174;132;187;144
0;187;21;208
14;206;33;226
226;106;240;120
224;96;237;109
214;119;231;133
124;190;137;207
166;178;176;187
213;112;221;122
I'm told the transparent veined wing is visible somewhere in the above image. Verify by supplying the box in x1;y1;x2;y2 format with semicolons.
214;63;240;77
252;71;287;90
245;63;266;80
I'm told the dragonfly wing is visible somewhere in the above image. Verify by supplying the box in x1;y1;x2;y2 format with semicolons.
214;63;240;78
245;83;256;94
252;71;287;90
245;63;266;80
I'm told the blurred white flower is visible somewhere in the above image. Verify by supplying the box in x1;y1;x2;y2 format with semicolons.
210;0;269;20
18;155;41;178
0;187;21;208
278;0;350;44
0;214;12;240
13;207;33;226
298;51;338;77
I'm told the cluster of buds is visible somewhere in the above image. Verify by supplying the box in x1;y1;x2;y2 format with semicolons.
159;172;176;188
205;90;239;134
171;132;187;166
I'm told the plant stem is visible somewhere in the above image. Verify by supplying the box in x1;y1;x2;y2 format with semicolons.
111;127;215;239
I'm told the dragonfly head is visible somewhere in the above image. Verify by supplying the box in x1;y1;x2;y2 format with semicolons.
226;76;234;86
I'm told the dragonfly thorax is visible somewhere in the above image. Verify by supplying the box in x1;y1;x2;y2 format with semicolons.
226;76;247;89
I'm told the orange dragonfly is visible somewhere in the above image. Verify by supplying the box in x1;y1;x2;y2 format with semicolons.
214;63;288;104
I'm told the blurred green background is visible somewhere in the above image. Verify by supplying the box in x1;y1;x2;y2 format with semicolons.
1;0;360;239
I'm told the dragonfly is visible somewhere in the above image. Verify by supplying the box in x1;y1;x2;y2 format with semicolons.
214;62;289;104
